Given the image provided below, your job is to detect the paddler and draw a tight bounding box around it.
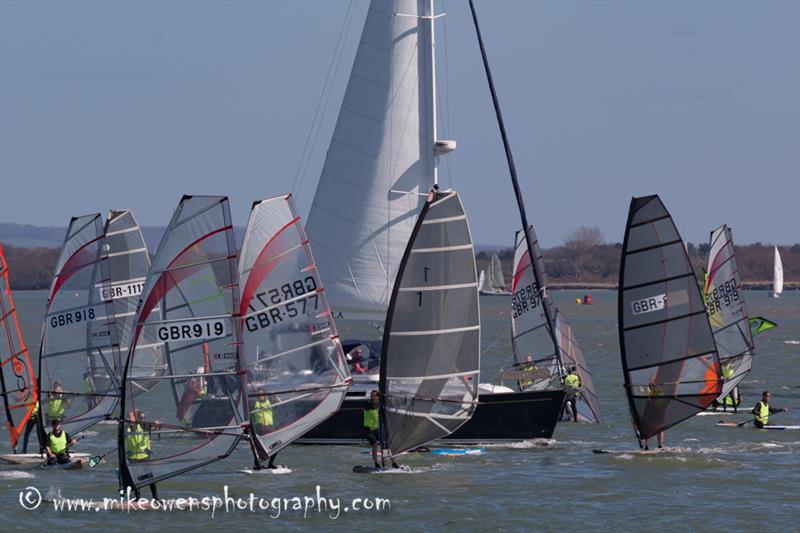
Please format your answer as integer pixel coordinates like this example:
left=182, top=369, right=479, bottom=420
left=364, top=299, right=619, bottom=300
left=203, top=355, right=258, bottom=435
left=564, top=366, right=581, bottom=422
left=44, top=418, right=77, bottom=465
left=752, top=391, right=788, bottom=429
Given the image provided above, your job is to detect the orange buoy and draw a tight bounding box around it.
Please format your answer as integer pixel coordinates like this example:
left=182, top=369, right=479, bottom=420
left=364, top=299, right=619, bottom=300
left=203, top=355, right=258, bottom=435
left=583, top=294, right=593, bottom=305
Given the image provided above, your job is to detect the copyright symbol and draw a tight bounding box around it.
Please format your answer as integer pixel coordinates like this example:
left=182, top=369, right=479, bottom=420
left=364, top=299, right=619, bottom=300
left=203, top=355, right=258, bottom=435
left=19, top=486, right=42, bottom=510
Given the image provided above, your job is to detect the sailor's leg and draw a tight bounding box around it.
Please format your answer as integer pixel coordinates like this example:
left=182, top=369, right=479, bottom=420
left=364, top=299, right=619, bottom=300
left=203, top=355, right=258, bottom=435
left=149, top=483, right=159, bottom=500
left=267, top=453, right=277, bottom=469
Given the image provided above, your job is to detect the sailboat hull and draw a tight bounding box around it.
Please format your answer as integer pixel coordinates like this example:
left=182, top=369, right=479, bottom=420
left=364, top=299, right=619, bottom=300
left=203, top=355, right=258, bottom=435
left=298, top=387, right=565, bottom=444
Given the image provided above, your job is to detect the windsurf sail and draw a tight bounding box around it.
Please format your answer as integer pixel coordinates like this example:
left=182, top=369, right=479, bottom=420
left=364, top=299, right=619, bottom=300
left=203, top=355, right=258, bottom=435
left=553, top=310, right=601, bottom=423
left=489, top=253, right=505, bottom=289
left=772, top=246, right=783, bottom=298
left=38, top=214, right=121, bottom=435
left=704, top=225, right=753, bottom=402
left=305, top=0, right=436, bottom=323
left=239, top=194, right=351, bottom=465
left=119, top=195, right=245, bottom=491
left=0, top=244, right=38, bottom=451
left=511, top=227, right=560, bottom=391
left=618, top=195, right=722, bottom=440
left=749, top=316, right=777, bottom=336
left=380, top=190, right=480, bottom=458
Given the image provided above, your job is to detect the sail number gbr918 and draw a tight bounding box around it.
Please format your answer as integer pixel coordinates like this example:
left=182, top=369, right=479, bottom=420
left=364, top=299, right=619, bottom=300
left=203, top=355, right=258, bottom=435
left=512, top=282, right=541, bottom=318
left=244, top=276, right=319, bottom=333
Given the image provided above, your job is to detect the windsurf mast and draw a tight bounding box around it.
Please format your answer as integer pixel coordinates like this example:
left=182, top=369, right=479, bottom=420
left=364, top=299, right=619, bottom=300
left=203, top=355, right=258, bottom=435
left=467, top=0, right=558, bottom=350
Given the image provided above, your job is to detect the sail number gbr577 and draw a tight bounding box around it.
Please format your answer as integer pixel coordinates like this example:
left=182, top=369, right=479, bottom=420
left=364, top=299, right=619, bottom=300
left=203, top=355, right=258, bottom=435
left=244, top=276, right=319, bottom=333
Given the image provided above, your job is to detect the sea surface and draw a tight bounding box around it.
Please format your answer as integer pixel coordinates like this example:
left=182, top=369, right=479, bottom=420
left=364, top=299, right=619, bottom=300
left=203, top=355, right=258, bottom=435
left=1, top=290, right=798, bottom=532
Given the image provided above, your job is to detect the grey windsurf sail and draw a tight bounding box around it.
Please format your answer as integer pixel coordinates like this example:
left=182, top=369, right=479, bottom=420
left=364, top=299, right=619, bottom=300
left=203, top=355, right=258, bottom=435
left=618, top=195, right=722, bottom=441
left=554, top=310, right=601, bottom=423
left=380, top=190, right=480, bottom=458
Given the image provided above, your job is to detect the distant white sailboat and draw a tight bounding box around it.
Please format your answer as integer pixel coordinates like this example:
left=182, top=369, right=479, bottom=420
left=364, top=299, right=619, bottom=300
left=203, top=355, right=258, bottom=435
left=772, top=246, right=783, bottom=298
left=479, top=252, right=511, bottom=296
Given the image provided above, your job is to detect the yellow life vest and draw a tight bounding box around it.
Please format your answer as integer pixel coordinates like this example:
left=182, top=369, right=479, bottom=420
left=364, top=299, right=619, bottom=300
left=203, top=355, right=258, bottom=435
left=47, top=397, right=65, bottom=420
left=519, top=364, right=535, bottom=388
left=722, top=364, right=734, bottom=380
left=565, top=373, right=581, bottom=389
left=755, top=400, right=770, bottom=425
left=48, top=431, right=67, bottom=455
left=252, top=399, right=273, bottom=427
left=363, top=407, right=379, bottom=430
left=126, top=423, right=150, bottom=460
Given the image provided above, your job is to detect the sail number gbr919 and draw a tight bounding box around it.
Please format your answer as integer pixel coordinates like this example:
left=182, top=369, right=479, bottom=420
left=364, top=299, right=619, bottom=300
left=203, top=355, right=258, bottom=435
left=244, top=276, right=319, bottom=333
left=512, top=282, right=541, bottom=318
left=157, top=319, right=227, bottom=341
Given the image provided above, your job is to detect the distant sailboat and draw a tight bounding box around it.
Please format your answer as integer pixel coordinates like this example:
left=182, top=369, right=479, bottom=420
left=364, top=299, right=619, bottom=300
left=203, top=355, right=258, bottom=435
left=618, top=195, right=722, bottom=444
left=479, top=253, right=511, bottom=296
left=772, top=246, right=783, bottom=298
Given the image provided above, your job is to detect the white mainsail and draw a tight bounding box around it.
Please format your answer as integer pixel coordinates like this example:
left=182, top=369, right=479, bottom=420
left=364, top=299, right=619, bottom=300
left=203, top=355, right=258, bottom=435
left=305, top=0, right=436, bottom=322
left=489, top=253, right=505, bottom=289
left=772, top=246, right=783, bottom=298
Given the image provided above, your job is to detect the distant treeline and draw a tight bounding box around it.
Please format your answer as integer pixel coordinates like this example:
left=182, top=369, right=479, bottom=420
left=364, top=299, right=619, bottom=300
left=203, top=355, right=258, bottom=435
left=478, top=237, right=798, bottom=289
left=3, top=237, right=797, bottom=291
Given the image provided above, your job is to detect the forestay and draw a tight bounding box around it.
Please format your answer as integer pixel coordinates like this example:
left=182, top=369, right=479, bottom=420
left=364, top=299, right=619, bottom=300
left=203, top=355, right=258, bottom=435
left=704, top=225, right=753, bottom=401
left=0, top=244, right=38, bottom=451
left=511, top=227, right=560, bottom=391
left=618, top=195, right=721, bottom=440
left=381, top=190, right=480, bottom=457
left=305, top=0, right=436, bottom=322
left=119, top=196, right=245, bottom=490
left=239, top=194, right=350, bottom=464
left=554, top=310, right=601, bottom=423
left=39, top=214, right=121, bottom=435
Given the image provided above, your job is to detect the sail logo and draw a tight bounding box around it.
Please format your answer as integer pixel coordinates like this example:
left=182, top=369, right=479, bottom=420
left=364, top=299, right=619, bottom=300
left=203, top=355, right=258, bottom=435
left=99, top=279, right=145, bottom=301
left=157, top=319, right=228, bottom=342
left=631, top=294, right=666, bottom=315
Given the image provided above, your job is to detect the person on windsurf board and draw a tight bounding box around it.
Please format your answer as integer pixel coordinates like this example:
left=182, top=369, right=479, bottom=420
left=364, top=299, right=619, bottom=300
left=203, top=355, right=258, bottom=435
left=44, top=419, right=78, bottom=465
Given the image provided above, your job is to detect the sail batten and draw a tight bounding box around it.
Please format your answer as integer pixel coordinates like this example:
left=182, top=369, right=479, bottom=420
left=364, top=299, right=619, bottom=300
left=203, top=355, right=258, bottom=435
left=618, top=195, right=722, bottom=441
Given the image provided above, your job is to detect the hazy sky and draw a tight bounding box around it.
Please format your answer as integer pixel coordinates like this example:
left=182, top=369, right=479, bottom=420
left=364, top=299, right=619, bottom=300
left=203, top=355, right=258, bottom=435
left=1, top=0, right=798, bottom=247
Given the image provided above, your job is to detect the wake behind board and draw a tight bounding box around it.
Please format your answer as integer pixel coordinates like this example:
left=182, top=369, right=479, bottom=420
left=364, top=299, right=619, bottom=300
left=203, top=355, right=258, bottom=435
left=0, top=453, right=91, bottom=465
left=238, top=466, right=292, bottom=475
left=593, top=448, right=674, bottom=456
left=430, top=448, right=484, bottom=456
left=353, top=465, right=413, bottom=474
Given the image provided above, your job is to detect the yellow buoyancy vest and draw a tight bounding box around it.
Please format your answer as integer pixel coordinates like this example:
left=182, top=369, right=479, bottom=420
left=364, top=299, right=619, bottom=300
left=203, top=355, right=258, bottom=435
left=755, top=401, right=770, bottom=425
left=48, top=431, right=67, bottom=455
left=363, top=407, right=379, bottom=430
left=252, top=399, right=273, bottom=427
left=126, top=423, right=150, bottom=460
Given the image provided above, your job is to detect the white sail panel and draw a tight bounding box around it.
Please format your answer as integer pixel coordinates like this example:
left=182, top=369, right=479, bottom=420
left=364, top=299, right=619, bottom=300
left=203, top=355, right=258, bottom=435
left=39, top=214, right=121, bottom=435
left=306, top=0, right=435, bottom=321
left=705, top=225, right=753, bottom=402
left=489, top=253, right=505, bottom=288
left=239, top=194, right=351, bottom=464
left=120, top=196, right=245, bottom=491
left=511, top=227, right=559, bottom=390
left=381, top=190, right=480, bottom=457
left=773, top=246, right=783, bottom=298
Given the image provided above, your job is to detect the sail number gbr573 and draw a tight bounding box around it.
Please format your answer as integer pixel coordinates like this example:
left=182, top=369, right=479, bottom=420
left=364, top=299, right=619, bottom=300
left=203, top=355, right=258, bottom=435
left=244, top=276, right=319, bottom=333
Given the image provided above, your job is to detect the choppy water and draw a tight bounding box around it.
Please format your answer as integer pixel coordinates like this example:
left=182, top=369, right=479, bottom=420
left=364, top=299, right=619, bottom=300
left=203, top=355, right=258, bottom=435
left=2, top=290, right=798, bottom=531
